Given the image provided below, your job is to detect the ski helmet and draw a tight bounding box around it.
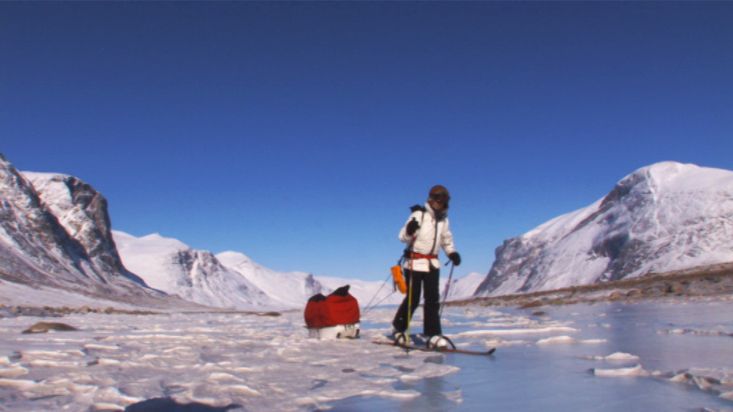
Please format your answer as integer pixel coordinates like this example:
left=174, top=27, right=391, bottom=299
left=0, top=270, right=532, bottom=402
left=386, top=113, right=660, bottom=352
left=428, top=185, right=450, bottom=210
left=429, top=185, right=450, bottom=200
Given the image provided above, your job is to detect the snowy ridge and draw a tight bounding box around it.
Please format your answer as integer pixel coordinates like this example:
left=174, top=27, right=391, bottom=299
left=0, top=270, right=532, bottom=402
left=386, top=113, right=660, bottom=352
left=220, top=252, right=481, bottom=307
left=113, top=231, right=273, bottom=310
left=117, top=233, right=437, bottom=310
left=0, top=155, right=163, bottom=304
left=444, top=272, right=484, bottom=300
left=2, top=151, right=512, bottom=310
left=216, top=251, right=329, bottom=308
left=23, top=172, right=146, bottom=286
left=476, top=161, right=733, bottom=296
left=115, top=233, right=476, bottom=310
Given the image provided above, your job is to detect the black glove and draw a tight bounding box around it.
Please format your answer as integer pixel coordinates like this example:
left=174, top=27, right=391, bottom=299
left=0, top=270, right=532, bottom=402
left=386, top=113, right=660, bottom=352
left=449, top=252, right=461, bottom=266
left=406, top=219, right=420, bottom=236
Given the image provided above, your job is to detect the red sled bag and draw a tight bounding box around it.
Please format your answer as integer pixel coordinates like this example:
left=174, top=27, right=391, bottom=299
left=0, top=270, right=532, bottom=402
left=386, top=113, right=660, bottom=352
left=304, top=285, right=360, bottom=328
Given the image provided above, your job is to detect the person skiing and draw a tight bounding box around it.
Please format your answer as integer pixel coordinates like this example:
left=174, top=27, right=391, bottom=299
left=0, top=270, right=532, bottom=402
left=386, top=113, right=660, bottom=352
left=392, top=184, right=461, bottom=349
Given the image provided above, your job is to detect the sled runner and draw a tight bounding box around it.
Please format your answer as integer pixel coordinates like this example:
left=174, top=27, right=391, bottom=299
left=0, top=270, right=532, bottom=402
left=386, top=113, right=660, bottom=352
left=304, top=285, right=360, bottom=339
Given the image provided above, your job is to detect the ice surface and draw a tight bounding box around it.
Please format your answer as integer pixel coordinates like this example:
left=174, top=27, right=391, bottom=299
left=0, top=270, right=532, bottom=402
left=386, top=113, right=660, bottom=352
left=456, top=325, right=578, bottom=336
left=0, top=309, right=461, bottom=410
left=0, top=299, right=731, bottom=411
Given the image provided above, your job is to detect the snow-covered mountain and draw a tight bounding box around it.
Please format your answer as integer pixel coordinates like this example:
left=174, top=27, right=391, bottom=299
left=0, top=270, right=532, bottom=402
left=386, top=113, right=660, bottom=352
left=23, top=172, right=148, bottom=287
left=216, top=250, right=327, bottom=308
left=0, top=155, right=164, bottom=304
left=475, top=161, right=733, bottom=296
left=0, top=152, right=484, bottom=310
left=113, top=231, right=276, bottom=309
left=216, top=251, right=476, bottom=308
left=114, top=232, right=409, bottom=309
left=114, top=230, right=479, bottom=309
left=445, top=272, right=485, bottom=300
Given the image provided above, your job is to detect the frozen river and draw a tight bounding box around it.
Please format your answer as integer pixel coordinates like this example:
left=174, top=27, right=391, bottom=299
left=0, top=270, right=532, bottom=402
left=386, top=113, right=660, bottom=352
left=1, top=297, right=732, bottom=411
left=339, top=298, right=733, bottom=411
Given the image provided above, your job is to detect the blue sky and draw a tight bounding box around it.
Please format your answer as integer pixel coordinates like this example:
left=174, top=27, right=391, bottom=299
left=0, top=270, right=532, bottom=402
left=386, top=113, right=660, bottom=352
left=2, top=2, right=732, bottom=281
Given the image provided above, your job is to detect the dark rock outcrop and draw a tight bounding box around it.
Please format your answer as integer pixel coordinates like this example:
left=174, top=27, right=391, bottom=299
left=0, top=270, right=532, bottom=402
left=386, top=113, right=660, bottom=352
left=0, top=154, right=160, bottom=301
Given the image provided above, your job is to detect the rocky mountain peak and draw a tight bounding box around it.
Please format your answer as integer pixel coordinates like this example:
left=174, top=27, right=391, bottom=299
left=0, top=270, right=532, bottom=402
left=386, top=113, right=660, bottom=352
left=24, top=173, right=124, bottom=272
left=23, top=172, right=145, bottom=286
left=1, top=156, right=90, bottom=287
left=476, top=161, right=733, bottom=297
left=0, top=154, right=156, bottom=300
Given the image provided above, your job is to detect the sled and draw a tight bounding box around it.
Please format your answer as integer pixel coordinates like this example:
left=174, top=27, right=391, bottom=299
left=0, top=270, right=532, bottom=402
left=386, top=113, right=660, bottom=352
left=304, top=285, right=360, bottom=340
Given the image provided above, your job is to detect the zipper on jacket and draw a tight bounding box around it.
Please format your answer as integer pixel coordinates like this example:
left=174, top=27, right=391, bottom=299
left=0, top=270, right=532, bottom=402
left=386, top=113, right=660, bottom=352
left=430, top=218, right=439, bottom=255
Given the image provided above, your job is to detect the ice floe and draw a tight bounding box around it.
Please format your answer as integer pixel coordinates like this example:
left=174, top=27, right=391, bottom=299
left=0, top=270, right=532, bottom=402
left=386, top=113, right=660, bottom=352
left=667, top=368, right=733, bottom=401
left=583, top=352, right=640, bottom=361
left=537, top=335, right=576, bottom=345
left=659, top=328, right=733, bottom=338
left=593, top=364, right=650, bottom=378
left=0, top=377, right=39, bottom=392
left=0, top=364, right=28, bottom=378
left=579, top=338, right=607, bottom=344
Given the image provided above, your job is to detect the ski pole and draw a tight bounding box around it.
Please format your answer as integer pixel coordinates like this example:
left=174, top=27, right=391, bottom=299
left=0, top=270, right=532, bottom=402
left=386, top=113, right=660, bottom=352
left=403, top=232, right=418, bottom=348
left=439, top=261, right=455, bottom=318
left=405, top=257, right=414, bottom=347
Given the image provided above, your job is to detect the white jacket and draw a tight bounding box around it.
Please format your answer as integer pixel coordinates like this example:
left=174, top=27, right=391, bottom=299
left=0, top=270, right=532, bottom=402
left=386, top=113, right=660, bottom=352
left=399, top=203, right=457, bottom=272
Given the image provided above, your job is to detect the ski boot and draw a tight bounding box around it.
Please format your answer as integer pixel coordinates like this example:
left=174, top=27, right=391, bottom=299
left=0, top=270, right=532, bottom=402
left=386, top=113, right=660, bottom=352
left=427, top=335, right=455, bottom=350
left=392, top=331, right=407, bottom=346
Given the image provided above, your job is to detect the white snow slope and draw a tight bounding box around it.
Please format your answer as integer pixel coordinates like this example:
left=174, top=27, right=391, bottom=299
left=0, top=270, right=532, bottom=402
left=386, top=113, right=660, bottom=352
left=114, top=232, right=394, bottom=310
left=216, top=250, right=330, bottom=308
left=476, top=161, right=733, bottom=296
left=0, top=152, right=480, bottom=311
left=113, top=231, right=274, bottom=310
left=445, top=272, right=485, bottom=300
left=115, top=231, right=475, bottom=310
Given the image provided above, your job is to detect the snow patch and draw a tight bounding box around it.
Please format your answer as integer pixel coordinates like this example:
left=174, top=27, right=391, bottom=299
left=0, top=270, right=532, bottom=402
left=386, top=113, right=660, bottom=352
left=593, top=364, right=649, bottom=378
left=584, top=352, right=640, bottom=361
left=537, top=335, right=576, bottom=345
left=579, top=339, right=608, bottom=344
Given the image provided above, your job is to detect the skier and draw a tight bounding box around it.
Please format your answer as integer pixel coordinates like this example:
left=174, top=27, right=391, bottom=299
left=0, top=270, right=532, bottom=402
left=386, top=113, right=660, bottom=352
left=392, top=184, right=461, bottom=349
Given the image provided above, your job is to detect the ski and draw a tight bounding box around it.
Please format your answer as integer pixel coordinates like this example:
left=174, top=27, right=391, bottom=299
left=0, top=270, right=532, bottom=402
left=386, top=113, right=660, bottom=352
left=372, top=340, right=496, bottom=356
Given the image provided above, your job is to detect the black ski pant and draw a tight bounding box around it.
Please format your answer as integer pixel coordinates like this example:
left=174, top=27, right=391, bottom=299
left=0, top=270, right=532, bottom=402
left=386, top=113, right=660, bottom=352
left=392, top=268, right=442, bottom=337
